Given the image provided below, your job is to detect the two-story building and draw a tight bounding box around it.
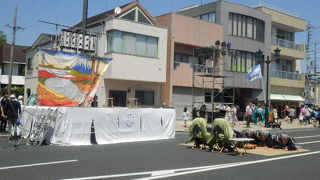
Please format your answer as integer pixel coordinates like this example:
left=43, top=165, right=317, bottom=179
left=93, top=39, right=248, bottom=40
left=24, top=1, right=167, bottom=107
left=254, top=2, right=306, bottom=110
left=0, top=43, right=27, bottom=93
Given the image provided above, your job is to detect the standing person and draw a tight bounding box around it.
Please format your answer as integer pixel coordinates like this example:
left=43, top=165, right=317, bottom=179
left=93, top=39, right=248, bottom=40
left=306, top=106, right=313, bottom=125
left=300, top=105, right=306, bottom=124
left=245, top=103, right=253, bottom=128
left=288, top=106, right=296, bottom=124
left=6, top=95, right=21, bottom=132
left=192, top=106, right=198, bottom=119
left=18, top=95, right=24, bottom=105
left=0, top=93, right=10, bottom=133
left=254, top=105, right=262, bottom=125
left=182, top=107, right=190, bottom=127
left=91, top=95, right=98, bottom=107
left=231, top=105, right=238, bottom=126
left=225, top=105, right=232, bottom=123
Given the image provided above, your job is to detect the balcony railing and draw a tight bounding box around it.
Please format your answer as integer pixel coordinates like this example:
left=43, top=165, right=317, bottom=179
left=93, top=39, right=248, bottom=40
left=272, top=37, right=304, bottom=51
left=271, top=69, right=303, bottom=80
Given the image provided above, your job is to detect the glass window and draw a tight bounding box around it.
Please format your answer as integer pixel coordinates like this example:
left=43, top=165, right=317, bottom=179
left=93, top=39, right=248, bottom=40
left=175, top=53, right=181, bottom=62
left=201, top=14, right=209, bottom=21
left=253, top=19, right=257, bottom=40
left=18, top=64, right=25, bottom=76
left=237, top=15, right=242, bottom=36
left=123, top=33, right=136, bottom=54
left=135, top=90, right=154, bottom=105
left=246, top=53, right=253, bottom=72
left=208, top=13, right=215, bottom=23
left=233, top=14, right=237, bottom=36
left=27, top=58, right=33, bottom=70
left=241, top=52, right=246, bottom=72
left=138, top=10, right=152, bottom=24
left=242, top=16, right=246, bottom=37
left=122, top=10, right=135, bottom=21
left=107, top=30, right=158, bottom=58
left=228, top=14, right=233, bottom=35
left=147, top=36, right=158, bottom=57
left=109, top=31, right=123, bottom=53
left=136, top=35, right=147, bottom=56
left=247, top=17, right=253, bottom=38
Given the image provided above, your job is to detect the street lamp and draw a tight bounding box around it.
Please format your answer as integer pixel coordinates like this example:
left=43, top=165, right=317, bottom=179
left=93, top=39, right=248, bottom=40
left=256, top=48, right=281, bottom=127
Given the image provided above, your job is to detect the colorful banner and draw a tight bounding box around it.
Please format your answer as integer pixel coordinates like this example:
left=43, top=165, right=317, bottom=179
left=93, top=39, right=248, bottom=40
left=37, top=49, right=111, bottom=106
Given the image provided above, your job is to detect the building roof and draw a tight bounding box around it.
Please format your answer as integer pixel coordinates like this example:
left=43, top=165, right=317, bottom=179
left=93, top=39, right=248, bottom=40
left=74, top=1, right=155, bottom=28
left=0, top=43, right=28, bottom=63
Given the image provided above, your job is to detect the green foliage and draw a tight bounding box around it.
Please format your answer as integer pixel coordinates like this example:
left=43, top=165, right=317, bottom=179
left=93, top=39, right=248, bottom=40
left=1, top=86, right=24, bottom=96
left=0, top=30, right=7, bottom=47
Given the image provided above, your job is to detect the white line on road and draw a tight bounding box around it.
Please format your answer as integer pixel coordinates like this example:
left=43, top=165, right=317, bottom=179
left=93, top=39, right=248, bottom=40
left=58, top=162, right=241, bottom=180
left=0, top=160, right=78, bottom=170
left=294, top=135, right=320, bottom=139
left=297, top=140, right=320, bottom=145
left=272, top=128, right=318, bottom=133
left=134, top=151, right=320, bottom=180
left=59, top=151, right=320, bottom=180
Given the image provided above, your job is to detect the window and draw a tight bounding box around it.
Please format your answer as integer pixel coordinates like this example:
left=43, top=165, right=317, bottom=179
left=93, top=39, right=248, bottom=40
left=135, top=90, right=154, bottom=105
left=230, top=51, right=260, bottom=73
left=146, top=36, right=158, bottom=57
left=198, top=12, right=216, bottom=23
left=246, top=17, right=253, bottom=38
left=123, top=33, right=136, bottom=54
left=120, top=8, right=153, bottom=25
left=18, top=64, right=25, bottom=76
left=233, top=14, right=237, bottom=36
left=136, top=35, right=147, bottom=55
left=138, top=10, right=151, bottom=24
left=27, top=57, right=33, bottom=70
left=174, top=53, right=197, bottom=64
left=122, top=10, right=135, bottom=21
left=107, top=30, right=158, bottom=57
left=228, top=13, right=265, bottom=42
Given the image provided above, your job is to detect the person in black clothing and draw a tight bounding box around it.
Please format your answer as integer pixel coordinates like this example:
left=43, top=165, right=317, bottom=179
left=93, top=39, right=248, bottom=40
left=0, top=93, right=10, bottom=132
left=6, top=94, right=21, bottom=126
left=91, top=95, right=98, bottom=107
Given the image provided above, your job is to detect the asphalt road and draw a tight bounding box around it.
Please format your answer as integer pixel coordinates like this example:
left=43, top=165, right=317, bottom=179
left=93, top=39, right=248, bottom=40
left=0, top=127, right=319, bottom=180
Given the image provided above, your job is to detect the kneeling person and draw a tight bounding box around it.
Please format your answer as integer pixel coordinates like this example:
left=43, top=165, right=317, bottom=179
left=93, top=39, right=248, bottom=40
left=208, top=110, right=236, bottom=151
left=187, top=110, right=211, bottom=149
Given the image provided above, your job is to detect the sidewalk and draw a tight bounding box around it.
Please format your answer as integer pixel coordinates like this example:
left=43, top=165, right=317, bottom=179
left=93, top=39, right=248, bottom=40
left=176, top=119, right=317, bottom=132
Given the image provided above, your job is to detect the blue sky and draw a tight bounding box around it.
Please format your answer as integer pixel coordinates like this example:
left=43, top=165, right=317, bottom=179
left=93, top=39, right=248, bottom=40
left=1, top=0, right=319, bottom=47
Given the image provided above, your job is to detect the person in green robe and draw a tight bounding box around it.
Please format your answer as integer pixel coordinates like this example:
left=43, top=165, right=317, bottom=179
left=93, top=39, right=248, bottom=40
left=187, top=110, right=211, bottom=148
left=207, top=110, right=236, bottom=151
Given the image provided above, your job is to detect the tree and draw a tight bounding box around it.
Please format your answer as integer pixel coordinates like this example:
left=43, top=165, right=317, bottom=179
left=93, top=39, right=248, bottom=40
left=0, top=30, right=6, bottom=47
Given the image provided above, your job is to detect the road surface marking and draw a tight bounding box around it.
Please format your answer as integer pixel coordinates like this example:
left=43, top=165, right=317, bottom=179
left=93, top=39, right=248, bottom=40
left=134, top=151, right=320, bottom=180
left=294, top=135, right=320, bottom=139
left=0, top=160, right=78, bottom=170
left=272, top=128, right=317, bottom=133
left=58, top=162, right=240, bottom=180
left=297, top=140, right=320, bottom=145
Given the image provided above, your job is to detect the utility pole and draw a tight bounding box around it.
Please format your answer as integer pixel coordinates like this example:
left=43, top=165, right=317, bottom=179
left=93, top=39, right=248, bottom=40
left=6, top=5, right=24, bottom=95
left=314, top=43, right=317, bottom=76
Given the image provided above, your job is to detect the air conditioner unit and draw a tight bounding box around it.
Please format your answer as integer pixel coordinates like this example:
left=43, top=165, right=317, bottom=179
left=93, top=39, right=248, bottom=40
left=205, top=60, right=214, bottom=74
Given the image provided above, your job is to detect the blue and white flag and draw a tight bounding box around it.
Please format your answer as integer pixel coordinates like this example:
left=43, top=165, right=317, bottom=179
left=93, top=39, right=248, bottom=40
left=246, top=64, right=263, bottom=81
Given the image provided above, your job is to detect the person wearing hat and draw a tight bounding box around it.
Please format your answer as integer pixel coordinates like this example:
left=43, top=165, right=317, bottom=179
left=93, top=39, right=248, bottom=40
left=0, top=93, right=10, bottom=132
left=6, top=94, right=21, bottom=128
left=18, top=95, right=24, bottom=105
